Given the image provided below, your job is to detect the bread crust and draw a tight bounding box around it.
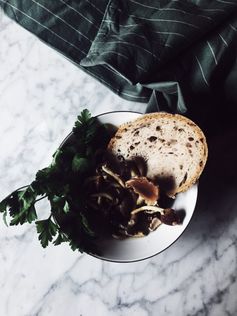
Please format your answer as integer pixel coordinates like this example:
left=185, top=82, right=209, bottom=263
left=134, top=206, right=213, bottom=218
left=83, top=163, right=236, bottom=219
left=108, top=112, right=208, bottom=194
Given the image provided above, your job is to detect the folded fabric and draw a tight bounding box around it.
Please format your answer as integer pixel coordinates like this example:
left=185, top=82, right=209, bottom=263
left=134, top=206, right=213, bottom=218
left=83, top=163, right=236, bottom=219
left=1, top=0, right=237, bottom=132
left=0, top=0, right=151, bottom=102
left=81, top=0, right=234, bottom=84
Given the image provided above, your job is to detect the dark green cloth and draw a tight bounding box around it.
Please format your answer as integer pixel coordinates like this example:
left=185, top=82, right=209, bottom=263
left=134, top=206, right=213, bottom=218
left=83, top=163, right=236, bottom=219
left=1, top=0, right=237, bottom=134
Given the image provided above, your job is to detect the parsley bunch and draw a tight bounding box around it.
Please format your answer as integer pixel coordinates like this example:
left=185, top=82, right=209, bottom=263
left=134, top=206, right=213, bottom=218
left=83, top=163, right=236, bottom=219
left=0, top=109, right=109, bottom=252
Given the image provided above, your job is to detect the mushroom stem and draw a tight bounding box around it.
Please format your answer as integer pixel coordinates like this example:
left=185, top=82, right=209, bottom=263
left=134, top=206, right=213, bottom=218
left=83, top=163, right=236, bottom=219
left=101, top=165, right=125, bottom=188
left=131, top=205, right=164, bottom=215
left=90, top=193, right=114, bottom=201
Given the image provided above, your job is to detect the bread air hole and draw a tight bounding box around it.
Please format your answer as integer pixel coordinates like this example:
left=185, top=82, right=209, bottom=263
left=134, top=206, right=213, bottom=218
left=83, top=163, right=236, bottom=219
left=167, top=139, right=177, bottom=146
left=158, top=138, right=165, bottom=143
left=148, top=136, right=157, bottom=142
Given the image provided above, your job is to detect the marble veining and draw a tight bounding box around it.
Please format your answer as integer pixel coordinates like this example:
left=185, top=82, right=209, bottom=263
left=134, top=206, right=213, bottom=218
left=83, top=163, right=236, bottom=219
left=1, top=12, right=237, bottom=316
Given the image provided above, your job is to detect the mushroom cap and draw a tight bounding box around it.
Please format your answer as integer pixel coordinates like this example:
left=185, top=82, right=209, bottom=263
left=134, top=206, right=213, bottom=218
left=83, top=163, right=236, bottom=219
left=126, top=177, right=159, bottom=205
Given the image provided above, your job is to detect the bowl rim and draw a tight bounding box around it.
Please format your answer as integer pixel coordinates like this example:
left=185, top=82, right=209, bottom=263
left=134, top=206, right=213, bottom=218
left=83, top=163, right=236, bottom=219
left=60, top=110, right=198, bottom=263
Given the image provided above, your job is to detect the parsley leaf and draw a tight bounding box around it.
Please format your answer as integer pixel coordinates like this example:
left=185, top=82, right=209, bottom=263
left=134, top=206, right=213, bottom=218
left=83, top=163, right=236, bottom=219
left=0, top=109, right=107, bottom=253
left=0, top=197, right=10, bottom=226
left=63, top=201, right=70, bottom=214
left=3, top=210, right=8, bottom=227
left=0, top=197, right=8, bottom=213
left=50, top=196, right=70, bottom=214
left=77, top=109, right=91, bottom=124
left=69, top=239, right=80, bottom=252
left=36, top=218, right=58, bottom=248
left=8, top=187, right=38, bottom=225
left=53, top=231, right=68, bottom=246
left=72, top=155, right=90, bottom=173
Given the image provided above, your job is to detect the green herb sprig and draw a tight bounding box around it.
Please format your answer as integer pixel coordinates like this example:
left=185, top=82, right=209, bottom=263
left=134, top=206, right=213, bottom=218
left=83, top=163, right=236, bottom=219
left=0, top=109, right=109, bottom=252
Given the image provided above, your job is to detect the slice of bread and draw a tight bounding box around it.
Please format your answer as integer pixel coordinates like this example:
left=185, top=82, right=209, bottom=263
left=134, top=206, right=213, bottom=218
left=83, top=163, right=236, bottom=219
left=107, top=112, right=208, bottom=195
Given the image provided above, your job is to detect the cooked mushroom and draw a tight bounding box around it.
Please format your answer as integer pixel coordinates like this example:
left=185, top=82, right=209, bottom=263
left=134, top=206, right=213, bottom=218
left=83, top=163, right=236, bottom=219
left=126, top=212, right=157, bottom=237
left=130, top=232, right=146, bottom=238
left=131, top=205, right=163, bottom=215
left=90, top=193, right=114, bottom=201
left=83, top=175, right=104, bottom=191
left=83, top=150, right=182, bottom=239
left=101, top=165, right=125, bottom=187
left=126, top=177, right=159, bottom=205
left=128, top=165, right=139, bottom=178
left=160, top=208, right=181, bottom=226
left=149, top=217, right=162, bottom=231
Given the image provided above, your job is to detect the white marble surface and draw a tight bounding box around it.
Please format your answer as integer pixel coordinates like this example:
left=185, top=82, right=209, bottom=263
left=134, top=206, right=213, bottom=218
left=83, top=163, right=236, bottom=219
left=1, top=12, right=237, bottom=316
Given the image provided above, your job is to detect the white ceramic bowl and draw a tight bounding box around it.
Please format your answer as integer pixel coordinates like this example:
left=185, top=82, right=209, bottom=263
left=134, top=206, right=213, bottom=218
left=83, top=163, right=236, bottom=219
left=62, top=111, right=198, bottom=262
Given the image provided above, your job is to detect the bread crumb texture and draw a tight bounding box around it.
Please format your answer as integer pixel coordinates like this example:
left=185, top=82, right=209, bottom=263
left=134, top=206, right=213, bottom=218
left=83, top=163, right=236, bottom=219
left=108, top=113, right=208, bottom=194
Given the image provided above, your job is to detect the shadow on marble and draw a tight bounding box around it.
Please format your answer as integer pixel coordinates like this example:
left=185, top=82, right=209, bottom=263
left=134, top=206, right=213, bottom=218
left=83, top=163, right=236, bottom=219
left=183, top=124, right=237, bottom=240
